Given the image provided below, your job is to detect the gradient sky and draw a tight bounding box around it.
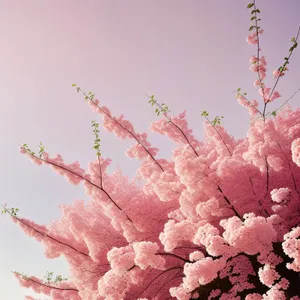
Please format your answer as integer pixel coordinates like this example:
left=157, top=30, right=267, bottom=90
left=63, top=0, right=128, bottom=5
left=0, top=1, right=299, bottom=299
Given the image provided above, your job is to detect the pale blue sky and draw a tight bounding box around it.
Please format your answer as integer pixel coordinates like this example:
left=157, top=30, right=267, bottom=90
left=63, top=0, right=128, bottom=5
left=0, top=1, right=299, bottom=299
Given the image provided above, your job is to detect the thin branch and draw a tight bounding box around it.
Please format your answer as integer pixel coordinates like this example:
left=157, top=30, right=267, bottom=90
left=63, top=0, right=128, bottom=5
left=13, top=272, right=79, bottom=292
left=137, top=266, right=183, bottom=298
left=217, top=186, right=243, bottom=220
left=79, top=88, right=165, bottom=172
left=156, top=252, right=191, bottom=263
left=232, top=90, right=263, bottom=116
left=265, top=156, right=269, bottom=193
left=145, top=93, right=199, bottom=157
left=265, top=87, right=300, bottom=117
left=23, top=151, right=135, bottom=225
left=1, top=207, right=89, bottom=257
left=97, top=155, right=103, bottom=188
left=253, top=0, right=267, bottom=116
left=152, top=269, right=182, bottom=298
left=263, top=26, right=300, bottom=117
left=203, top=116, right=232, bottom=156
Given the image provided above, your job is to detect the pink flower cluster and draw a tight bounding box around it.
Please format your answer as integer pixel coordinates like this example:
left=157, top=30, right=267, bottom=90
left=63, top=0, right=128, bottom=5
left=246, top=26, right=288, bottom=104
left=246, top=29, right=264, bottom=45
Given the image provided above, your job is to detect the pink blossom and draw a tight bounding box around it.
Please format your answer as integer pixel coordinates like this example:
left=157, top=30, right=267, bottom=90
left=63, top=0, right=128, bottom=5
left=270, top=188, right=290, bottom=203
left=291, top=138, right=300, bottom=166
left=273, top=67, right=288, bottom=78
left=262, top=287, right=286, bottom=300
left=246, top=30, right=264, bottom=45
left=282, top=227, right=300, bottom=271
left=258, top=265, right=280, bottom=287
left=133, top=241, right=165, bottom=270
left=169, top=284, right=191, bottom=300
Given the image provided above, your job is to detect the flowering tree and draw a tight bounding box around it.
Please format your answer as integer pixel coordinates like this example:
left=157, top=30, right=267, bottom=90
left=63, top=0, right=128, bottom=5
left=2, top=1, right=300, bottom=299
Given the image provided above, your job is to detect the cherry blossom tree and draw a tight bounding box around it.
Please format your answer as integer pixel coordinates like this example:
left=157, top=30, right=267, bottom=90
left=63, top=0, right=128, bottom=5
left=2, top=1, right=300, bottom=299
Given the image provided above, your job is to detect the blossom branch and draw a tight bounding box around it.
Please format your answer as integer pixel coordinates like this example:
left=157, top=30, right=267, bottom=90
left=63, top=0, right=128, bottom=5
left=146, top=93, right=199, bottom=157
left=75, top=86, right=165, bottom=172
left=263, top=26, right=300, bottom=116
left=2, top=207, right=89, bottom=257
left=266, top=87, right=300, bottom=117
left=201, top=111, right=232, bottom=156
left=13, top=272, right=79, bottom=292
left=21, top=148, right=135, bottom=225
left=233, top=90, right=263, bottom=116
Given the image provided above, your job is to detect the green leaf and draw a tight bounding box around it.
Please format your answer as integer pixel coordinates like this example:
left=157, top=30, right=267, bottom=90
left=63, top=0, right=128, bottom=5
left=251, top=9, right=256, bottom=14
left=247, top=3, right=254, bottom=9
left=271, top=111, right=276, bottom=117
left=237, top=88, right=241, bottom=92
left=250, top=16, right=256, bottom=21
left=72, top=83, right=77, bottom=87
left=256, top=9, right=260, bottom=13
left=249, top=25, right=255, bottom=31
left=284, top=57, right=289, bottom=60
left=291, top=37, right=296, bottom=42
left=294, top=42, right=298, bottom=48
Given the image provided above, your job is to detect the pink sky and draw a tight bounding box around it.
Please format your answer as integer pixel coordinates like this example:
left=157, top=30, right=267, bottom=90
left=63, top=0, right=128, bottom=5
left=0, top=1, right=299, bottom=298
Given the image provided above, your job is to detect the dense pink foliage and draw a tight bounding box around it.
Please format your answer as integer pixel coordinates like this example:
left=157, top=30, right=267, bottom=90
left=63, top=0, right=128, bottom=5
left=10, top=3, right=300, bottom=300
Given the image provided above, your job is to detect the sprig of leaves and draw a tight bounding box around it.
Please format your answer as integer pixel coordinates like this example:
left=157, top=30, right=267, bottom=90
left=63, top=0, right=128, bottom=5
left=289, top=36, right=298, bottom=52
left=200, top=111, right=224, bottom=127
left=148, top=95, right=170, bottom=116
left=22, top=142, right=46, bottom=158
left=236, top=88, right=247, bottom=96
left=22, top=144, right=35, bottom=156
left=13, top=271, right=30, bottom=281
left=38, top=142, right=45, bottom=158
left=91, top=120, right=101, bottom=157
left=212, top=116, right=224, bottom=126
left=247, top=2, right=261, bottom=32
left=1, top=205, right=19, bottom=217
left=72, top=84, right=95, bottom=101
left=44, top=271, right=68, bottom=284
left=276, top=34, right=299, bottom=75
